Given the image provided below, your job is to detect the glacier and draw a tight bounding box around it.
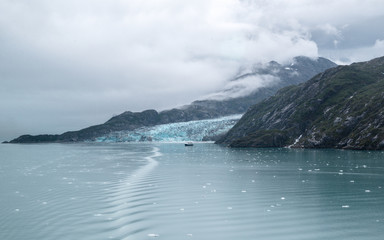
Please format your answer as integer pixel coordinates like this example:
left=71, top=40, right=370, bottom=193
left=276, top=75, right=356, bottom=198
left=95, top=114, right=242, bottom=142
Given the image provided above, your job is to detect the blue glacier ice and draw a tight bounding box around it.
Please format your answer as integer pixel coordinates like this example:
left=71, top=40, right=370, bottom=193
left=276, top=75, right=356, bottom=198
left=95, top=114, right=242, bottom=142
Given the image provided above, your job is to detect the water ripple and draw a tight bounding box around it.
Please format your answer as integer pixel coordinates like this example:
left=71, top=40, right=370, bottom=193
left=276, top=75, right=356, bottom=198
left=99, top=146, right=161, bottom=239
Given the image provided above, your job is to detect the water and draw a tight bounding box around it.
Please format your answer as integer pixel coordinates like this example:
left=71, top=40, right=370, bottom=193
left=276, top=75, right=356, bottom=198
left=1, top=143, right=384, bottom=240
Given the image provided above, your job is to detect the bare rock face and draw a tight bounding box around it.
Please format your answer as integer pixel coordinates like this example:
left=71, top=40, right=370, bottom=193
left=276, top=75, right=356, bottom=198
left=217, top=56, right=384, bottom=150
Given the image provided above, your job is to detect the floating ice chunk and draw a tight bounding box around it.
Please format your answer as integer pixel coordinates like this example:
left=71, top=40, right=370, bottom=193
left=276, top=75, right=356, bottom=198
left=180, top=208, right=185, bottom=211
left=241, top=190, right=247, bottom=193
left=227, top=207, right=233, bottom=210
left=15, top=209, right=20, bottom=212
left=148, top=233, right=159, bottom=237
left=281, top=197, right=285, bottom=200
left=350, top=180, right=355, bottom=183
left=342, top=205, right=350, bottom=208
left=365, top=190, right=371, bottom=193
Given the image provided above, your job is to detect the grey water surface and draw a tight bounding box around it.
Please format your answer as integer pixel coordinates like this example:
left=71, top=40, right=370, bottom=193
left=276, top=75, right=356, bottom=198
left=1, top=143, right=383, bottom=240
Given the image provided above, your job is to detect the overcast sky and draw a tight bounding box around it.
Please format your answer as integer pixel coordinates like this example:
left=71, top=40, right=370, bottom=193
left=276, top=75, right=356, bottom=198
left=1, top=0, right=384, bottom=141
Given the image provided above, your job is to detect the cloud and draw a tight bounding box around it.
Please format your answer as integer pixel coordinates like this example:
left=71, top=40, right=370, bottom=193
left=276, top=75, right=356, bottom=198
left=204, top=74, right=280, bottom=100
left=321, top=39, right=384, bottom=64
left=0, top=0, right=383, bottom=140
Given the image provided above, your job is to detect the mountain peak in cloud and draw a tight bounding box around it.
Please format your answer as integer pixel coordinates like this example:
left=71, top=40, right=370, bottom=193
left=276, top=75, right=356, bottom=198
left=204, top=56, right=335, bottom=100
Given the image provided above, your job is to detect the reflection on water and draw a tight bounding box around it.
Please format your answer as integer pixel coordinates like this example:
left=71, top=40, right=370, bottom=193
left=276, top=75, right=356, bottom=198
left=0, top=143, right=383, bottom=240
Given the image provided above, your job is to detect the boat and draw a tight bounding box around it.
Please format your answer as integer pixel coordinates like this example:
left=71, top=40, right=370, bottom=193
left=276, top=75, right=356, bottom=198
left=184, top=142, right=194, bottom=146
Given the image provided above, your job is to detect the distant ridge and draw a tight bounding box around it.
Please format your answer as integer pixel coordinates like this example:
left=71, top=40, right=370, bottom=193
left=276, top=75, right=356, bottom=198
left=6, top=56, right=336, bottom=143
left=217, top=56, right=384, bottom=150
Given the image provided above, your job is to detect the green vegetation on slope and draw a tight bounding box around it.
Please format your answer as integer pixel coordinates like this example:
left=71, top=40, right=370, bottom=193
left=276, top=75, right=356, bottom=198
left=217, top=56, right=384, bottom=150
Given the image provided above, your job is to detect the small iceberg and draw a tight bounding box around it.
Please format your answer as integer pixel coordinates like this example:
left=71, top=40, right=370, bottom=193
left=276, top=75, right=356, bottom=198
left=148, top=233, right=159, bottom=237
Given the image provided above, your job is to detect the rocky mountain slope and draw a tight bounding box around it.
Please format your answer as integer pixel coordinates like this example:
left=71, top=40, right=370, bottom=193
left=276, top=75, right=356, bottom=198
left=7, top=56, right=336, bottom=143
left=217, top=56, right=384, bottom=150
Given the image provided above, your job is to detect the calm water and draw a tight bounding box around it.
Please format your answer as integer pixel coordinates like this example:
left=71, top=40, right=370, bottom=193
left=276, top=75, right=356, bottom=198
left=1, top=143, right=383, bottom=240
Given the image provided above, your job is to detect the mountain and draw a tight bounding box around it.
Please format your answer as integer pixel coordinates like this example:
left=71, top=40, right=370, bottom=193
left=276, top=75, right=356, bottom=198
left=188, top=56, right=337, bottom=115
left=216, top=56, right=384, bottom=150
left=7, top=56, right=336, bottom=143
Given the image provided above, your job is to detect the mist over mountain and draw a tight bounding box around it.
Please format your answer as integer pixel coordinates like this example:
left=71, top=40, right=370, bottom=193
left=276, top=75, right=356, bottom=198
left=188, top=56, right=336, bottom=115
left=6, top=56, right=336, bottom=143
left=217, top=56, right=384, bottom=150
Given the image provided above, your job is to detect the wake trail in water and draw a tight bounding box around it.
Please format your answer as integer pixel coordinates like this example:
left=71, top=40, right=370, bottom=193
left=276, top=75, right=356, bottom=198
left=101, top=146, right=162, bottom=240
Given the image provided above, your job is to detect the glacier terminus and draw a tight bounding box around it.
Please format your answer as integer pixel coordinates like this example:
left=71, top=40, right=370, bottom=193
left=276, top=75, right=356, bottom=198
left=95, top=114, right=242, bottom=142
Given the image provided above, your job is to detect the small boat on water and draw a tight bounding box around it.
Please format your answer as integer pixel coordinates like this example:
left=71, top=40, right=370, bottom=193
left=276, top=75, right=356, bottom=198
left=184, top=142, right=194, bottom=146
